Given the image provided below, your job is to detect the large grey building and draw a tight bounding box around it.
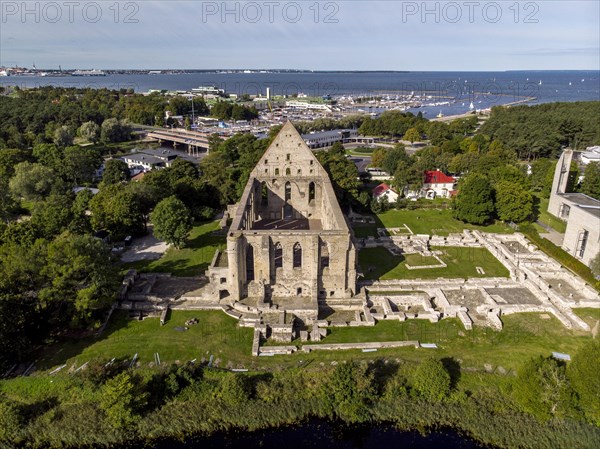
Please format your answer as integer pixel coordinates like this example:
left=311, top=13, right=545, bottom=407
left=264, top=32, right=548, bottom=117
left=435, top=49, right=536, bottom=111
left=548, top=149, right=600, bottom=267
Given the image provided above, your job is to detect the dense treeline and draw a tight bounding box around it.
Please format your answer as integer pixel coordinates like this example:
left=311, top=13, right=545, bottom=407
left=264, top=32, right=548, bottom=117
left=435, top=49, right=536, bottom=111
left=479, top=102, right=600, bottom=159
left=1, top=345, right=599, bottom=449
left=210, top=101, right=259, bottom=121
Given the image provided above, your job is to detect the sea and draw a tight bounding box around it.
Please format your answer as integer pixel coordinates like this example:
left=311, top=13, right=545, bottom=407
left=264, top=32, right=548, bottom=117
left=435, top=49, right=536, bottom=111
left=2, top=70, right=599, bottom=117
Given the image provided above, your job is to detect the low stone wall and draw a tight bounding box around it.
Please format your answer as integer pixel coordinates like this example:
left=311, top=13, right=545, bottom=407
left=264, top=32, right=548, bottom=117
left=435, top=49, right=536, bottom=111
left=301, top=340, right=419, bottom=353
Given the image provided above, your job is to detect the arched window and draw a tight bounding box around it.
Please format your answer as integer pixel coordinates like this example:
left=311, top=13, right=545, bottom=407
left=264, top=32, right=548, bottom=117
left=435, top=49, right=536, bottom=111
left=285, top=181, right=291, bottom=201
left=261, top=181, right=268, bottom=205
left=320, top=240, right=329, bottom=268
left=246, top=245, right=255, bottom=281
left=285, top=167, right=291, bottom=176
left=293, top=242, right=302, bottom=268
left=274, top=242, right=283, bottom=268
left=275, top=168, right=280, bottom=176
left=309, top=182, right=315, bottom=202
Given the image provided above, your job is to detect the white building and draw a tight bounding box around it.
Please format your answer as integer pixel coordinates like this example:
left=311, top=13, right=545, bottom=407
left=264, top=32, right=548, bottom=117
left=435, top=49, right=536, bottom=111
left=421, top=170, right=457, bottom=199
left=301, top=129, right=358, bottom=149
left=372, top=183, right=400, bottom=203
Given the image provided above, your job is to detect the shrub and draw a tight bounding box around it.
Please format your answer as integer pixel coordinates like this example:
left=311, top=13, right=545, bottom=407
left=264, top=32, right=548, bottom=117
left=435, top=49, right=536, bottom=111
left=411, top=358, right=451, bottom=401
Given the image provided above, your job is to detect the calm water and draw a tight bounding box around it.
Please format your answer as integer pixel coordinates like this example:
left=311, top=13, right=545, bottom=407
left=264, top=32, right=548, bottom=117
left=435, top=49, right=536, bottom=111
left=3, top=70, right=599, bottom=116
left=127, top=421, right=488, bottom=449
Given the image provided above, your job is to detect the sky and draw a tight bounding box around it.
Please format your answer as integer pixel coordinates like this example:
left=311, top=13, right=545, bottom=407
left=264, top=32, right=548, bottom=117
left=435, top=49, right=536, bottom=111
left=1, top=1, right=599, bottom=70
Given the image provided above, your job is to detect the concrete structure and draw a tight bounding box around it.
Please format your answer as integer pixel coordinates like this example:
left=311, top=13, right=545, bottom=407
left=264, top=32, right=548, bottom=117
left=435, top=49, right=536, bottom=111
left=206, top=122, right=358, bottom=321
left=548, top=149, right=600, bottom=266
left=301, top=129, right=358, bottom=149
left=580, top=146, right=600, bottom=165
left=372, top=183, right=399, bottom=203
left=286, top=100, right=332, bottom=113
left=122, top=148, right=200, bottom=172
left=421, top=170, right=457, bottom=199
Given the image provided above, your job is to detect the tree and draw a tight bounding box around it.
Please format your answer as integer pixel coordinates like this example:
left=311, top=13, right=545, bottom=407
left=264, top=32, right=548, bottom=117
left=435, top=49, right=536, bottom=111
left=8, top=162, right=61, bottom=201
left=151, top=196, right=193, bottom=249
left=53, top=125, right=73, bottom=149
left=100, top=372, right=146, bottom=428
left=101, top=118, right=131, bottom=143
left=580, top=162, right=600, bottom=200
left=32, top=143, right=63, bottom=172
left=452, top=174, right=494, bottom=225
left=102, top=159, right=130, bottom=186
left=63, top=146, right=102, bottom=185
left=530, top=158, right=554, bottom=194
left=323, top=361, right=376, bottom=423
left=513, top=356, right=575, bottom=421
left=78, top=121, right=101, bottom=143
left=370, top=147, right=387, bottom=169
left=411, top=358, right=451, bottom=401
left=403, top=127, right=421, bottom=144
left=40, top=232, right=119, bottom=326
left=494, top=181, right=533, bottom=223
left=30, top=194, right=74, bottom=239
left=568, top=340, right=600, bottom=425
left=90, top=184, right=144, bottom=240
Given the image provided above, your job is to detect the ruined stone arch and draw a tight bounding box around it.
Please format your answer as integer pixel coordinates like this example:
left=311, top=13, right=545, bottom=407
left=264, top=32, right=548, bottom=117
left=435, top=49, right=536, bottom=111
left=274, top=242, right=283, bottom=268
left=293, top=242, right=302, bottom=268
left=246, top=244, right=255, bottom=281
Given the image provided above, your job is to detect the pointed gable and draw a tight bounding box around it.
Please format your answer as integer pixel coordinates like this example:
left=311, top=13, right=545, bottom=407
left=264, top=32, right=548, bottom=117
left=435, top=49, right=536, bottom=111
left=252, top=121, right=327, bottom=180
left=424, top=170, right=455, bottom=184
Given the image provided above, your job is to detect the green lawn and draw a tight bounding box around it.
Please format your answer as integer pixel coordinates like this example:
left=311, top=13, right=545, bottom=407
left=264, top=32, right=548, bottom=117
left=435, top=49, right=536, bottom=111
left=404, top=253, right=441, bottom=267
left=535, top=195, right=567, bottom=233
left=352, top=208, right=513, bottom=238
left=359, top=246, right=510, bottom=280
left=34, top=308, right=594, bottom=375
left=122, top=221, right=226, bottom=277
left=319, top=312, right=590, bottom=370
left=37, top=310, right=253, bottom=370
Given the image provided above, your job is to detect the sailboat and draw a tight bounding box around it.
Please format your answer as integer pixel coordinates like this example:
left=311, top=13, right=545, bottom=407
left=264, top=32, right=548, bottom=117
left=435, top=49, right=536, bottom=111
left=469, top=101, right=474, bottom=110
left=538, top=80, right=542, bottom=85
left=436, top=110, right=444, bottom=118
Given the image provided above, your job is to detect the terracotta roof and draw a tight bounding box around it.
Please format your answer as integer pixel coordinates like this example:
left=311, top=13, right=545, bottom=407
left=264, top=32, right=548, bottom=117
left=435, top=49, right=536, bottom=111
left=372, top=183, right=399, bottom=198
left=424, top=170, right=455, bottom=184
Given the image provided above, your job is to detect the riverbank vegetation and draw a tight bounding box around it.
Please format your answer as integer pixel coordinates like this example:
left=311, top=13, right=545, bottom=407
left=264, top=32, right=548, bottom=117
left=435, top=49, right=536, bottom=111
left=2, top=341, right=599, bottom=449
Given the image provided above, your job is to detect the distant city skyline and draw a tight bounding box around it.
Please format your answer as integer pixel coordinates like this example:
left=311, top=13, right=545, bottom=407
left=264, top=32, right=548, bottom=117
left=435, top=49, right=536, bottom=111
left=1, top=1, right=599, bottom=71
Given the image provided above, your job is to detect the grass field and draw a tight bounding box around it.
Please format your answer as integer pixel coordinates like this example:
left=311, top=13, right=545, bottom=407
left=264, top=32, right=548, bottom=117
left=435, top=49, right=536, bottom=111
left=122, top=221, right=225, bottom=276
left=33, top=309, right=596, bottom=375
left=535, top=195, right=567, bottom=233
left=352, top=208, right=514, bottom=238
left=359, top=246, right=510, bottom=280
left=37, top=310, right=253, bottom=370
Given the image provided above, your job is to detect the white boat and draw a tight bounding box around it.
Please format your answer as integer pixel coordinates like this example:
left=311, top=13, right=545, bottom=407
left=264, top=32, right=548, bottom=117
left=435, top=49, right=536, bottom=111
left=436, top=111, right=444, bottom=118
left=539, top=80, right=542, bottom=85
left=469, top=101, right=474, bottom=110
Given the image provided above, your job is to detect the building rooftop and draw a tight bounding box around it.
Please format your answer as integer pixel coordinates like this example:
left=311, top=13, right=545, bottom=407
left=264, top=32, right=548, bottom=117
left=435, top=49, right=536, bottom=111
left=372, top=183, right=395, bottom=197
left=122, top=154, right=164, bottom=165
left=424, top=170, right=456, bottom=184
left=560, top=193, right=600, bottom=208
left=301, top=129, right=355, bottom=140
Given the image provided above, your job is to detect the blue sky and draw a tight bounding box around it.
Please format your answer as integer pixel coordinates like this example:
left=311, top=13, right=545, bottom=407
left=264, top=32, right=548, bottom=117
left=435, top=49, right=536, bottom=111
left=1, top=1, right=598, bottom=70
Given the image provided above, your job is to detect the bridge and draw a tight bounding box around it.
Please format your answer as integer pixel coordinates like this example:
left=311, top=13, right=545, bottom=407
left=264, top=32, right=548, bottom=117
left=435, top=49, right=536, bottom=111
left=146, top=129, right=228, bottom=156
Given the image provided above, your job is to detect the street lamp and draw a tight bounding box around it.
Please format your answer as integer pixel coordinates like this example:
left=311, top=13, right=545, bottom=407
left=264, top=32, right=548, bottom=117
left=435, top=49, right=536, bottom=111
left=189, top=97, right=195, bottom=130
